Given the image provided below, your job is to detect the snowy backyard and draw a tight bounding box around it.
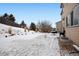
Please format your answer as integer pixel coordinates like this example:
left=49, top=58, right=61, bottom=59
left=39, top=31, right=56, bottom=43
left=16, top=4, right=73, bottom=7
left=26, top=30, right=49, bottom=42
left=0, top=24, right=60, bottom=56
left=1, top=23, right=79, bottom=56
left=0, top=3, right=79, bottom=56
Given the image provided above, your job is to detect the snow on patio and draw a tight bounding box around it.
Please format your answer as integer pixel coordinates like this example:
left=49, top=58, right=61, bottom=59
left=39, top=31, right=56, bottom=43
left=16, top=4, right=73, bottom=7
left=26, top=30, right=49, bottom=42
left=0, top=33, right=60, bottom=56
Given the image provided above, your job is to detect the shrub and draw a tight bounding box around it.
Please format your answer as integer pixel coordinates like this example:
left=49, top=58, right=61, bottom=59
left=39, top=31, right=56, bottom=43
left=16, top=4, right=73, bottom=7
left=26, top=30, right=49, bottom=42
left=24, top=27, right=27, bottom=32
left=8, top=27, right=12, bottom=34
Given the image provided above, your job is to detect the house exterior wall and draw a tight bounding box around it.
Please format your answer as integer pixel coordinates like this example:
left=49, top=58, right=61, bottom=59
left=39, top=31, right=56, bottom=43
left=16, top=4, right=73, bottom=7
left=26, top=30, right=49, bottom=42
left=61, top=3, right=76, bottom=28
left=65, top=27, right=79, bottom=45
left=61, top=3, right=76, bottom=18
left=56, top=21, right=62, bottom=32
left=61, top=3, right=79, bottom=45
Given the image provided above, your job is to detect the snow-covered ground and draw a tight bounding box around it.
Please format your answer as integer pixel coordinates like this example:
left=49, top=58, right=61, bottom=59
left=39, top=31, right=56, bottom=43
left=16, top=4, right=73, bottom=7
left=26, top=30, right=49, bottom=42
left=0, top=24, right=60, bottom=56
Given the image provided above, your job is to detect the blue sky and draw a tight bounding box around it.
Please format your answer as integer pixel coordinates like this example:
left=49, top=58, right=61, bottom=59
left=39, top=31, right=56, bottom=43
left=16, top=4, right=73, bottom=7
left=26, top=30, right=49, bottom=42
left=0, top=3, right=61, bottom=27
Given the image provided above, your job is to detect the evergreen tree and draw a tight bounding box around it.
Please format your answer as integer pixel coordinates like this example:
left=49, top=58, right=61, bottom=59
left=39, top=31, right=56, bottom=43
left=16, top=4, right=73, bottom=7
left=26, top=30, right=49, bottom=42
left=30, top=22, right=36, bottom=31
left=0, top=13, right=21, bottom=28
left=0, top=16, right=3, bottom=23
left=3, top=13, right=8, bottom=17
left=20, top=20, right=26, bottom=28
left=9, top=14, right=15, bottom=22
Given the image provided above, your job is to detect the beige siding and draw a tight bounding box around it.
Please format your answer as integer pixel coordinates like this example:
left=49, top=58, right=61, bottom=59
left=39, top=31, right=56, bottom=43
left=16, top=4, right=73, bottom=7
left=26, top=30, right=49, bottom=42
left=61, top=3, right=76, bottom=18
left=61, top=3, right=79, bottom=45
left=56, top=21, right=62, bottom=32
left=66, top=27, right=79, bottom=45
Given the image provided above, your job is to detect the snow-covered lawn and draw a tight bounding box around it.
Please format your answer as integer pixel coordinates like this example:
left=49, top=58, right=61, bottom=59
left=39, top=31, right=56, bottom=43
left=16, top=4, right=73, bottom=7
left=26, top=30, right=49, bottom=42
left=0, top=24, right=60, bottom=56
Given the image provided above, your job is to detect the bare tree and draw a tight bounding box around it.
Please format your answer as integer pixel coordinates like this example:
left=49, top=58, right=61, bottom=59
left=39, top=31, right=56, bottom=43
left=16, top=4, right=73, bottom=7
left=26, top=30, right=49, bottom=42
left=37, top=20, right=52, bottom=32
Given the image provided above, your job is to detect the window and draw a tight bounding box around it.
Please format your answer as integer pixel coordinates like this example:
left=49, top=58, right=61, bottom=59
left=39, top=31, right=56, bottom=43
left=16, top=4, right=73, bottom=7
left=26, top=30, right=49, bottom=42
left=66, top=17, right=68, bottom=26
left=65, top=4, right=79, bottom=27
left=68, top=15, right=71, bottom=26
left=71, top=11, right=73, bottom=26
left=73, top=6, right=79, bottom=25
left=65, top=12, right=73, bottom=27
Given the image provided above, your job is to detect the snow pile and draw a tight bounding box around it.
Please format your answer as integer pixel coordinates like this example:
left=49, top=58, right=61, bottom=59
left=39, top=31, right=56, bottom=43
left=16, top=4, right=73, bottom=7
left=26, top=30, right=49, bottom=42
left=0, top=23, right=27, bottom=35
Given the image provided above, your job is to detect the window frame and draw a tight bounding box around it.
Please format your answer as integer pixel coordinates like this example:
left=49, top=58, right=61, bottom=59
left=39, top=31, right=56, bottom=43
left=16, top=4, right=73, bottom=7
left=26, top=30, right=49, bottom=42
left=65, top=4, right=79, bottom=27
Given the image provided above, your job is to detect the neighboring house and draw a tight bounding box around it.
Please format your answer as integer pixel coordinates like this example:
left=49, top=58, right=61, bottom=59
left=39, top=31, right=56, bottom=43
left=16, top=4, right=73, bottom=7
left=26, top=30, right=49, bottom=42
left=56, top=21, right=62, bottom=32
left=60, top=3, right=79, bottom=45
